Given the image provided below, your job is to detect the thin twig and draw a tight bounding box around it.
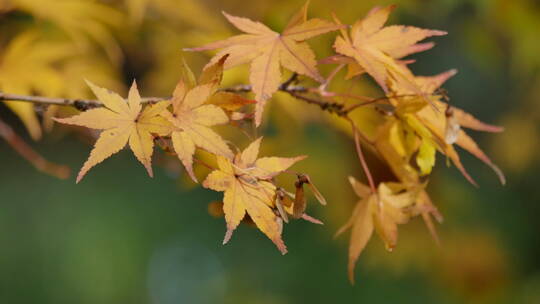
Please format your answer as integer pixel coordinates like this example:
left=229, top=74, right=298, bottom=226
left=221, top=73, right=304, bottom=94
left=221, top=84, right=307, bottom=94
left=0, top=117, right=70, bottom=179
left=0, top=79, right=378, bottom=145
left=286, top=91, right=347, bottom=116
left=280, top=73, right=300, bottom=89
left=318, top=64, right=344, bottom=93
left=0, top=75, right=382, bottom=190
left=344, top=93, right=433, bottom=113
left=0, top=92, right=166, bottom=111
left=314, top=90, right=373, bottom=102
left=1, top=79, right=434, bottom=116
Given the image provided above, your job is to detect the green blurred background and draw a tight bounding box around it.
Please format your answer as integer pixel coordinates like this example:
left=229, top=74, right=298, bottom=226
left=0, top=0, right=539, bottom=303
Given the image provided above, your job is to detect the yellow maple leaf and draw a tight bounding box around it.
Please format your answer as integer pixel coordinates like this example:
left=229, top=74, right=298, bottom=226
left=333, top=5, right=446, bottom=94
left=203, top=137, right=306, bottom=254
left=160, top=57, right=234, bottom=182
left=389, top=67, right=506, bottom=185
left=0, top=30, right=74, bottom=140
left=336, top=177, right=421, bottom=284
left=55, top=81, right=171, bottom=183
left=186, top=2, right=342, bottom=125
left=13, top=0, right=123, bottom=62
left=374, top=118, right=420, bottom=185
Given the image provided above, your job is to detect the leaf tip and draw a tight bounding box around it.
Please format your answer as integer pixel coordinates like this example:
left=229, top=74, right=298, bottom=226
left=433, top=30, right=448, bottom=36
left=218, top=53, right=230, bottom=63
left=492, top=164, right=506, bottom=186
left=347, top=262, right=357, bottom=285
left=185, top=165, right=199, bottom=183
left=221, top=10, right=233, bottom=20
left=301, top=213, right=324, bottom=225
left=296, top=154, right=308, bottom=161
left=223, top=229, right=233, bottom=245
left=145, top=164, right=154, bottom=178
left=75, top=173, right=84, bottom=184
left=277, top=242, right=288, bottom=255
left=84, top=78, right=97, bottom=90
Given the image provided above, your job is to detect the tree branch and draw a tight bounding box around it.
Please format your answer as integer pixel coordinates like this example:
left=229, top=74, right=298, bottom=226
left=0, top=79, right=344, bottom=114
left=0, top=74, right=381, bottom=185
left=0, top=77, right=378, bottom=146
left=286, top=91, right=347, bottom=116
left=0, top=75, right=410, bottom=119
left=0, top=117, right=70, bottom=179
left=0, top=92, right=167, bottom=111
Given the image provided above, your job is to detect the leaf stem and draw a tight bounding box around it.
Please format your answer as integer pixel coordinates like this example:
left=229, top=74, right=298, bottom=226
left=348, top=118, right=376, bottom=193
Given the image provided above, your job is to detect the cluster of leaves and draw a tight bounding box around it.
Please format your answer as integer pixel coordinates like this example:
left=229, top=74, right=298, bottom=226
left=0, top=2, right=505, bottom=283
left=55, top=57, right=326, bottom=255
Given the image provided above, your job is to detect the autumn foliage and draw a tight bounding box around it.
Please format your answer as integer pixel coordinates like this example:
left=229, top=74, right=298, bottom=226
left=0, top=2, right=505, bottom=283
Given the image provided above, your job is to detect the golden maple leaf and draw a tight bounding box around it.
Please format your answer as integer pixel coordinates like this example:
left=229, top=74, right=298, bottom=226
left=336, top=177, right=422, bottom=284
left=333, top=5, right=446, bottom=94
left=186, top=2, right=342, bottom=125
left=13, top=0, right=124, bottom=61
left=159, top=56, right=234, bottom=182
left=387, top=67, right=505, bottom=185
left=203, top=137, right=306, bottom=254
left=0, top=30, right=74, bottom=140
left=55, top=81, right=172, bottom=183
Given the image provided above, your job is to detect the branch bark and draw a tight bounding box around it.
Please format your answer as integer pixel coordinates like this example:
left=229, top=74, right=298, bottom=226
left=0, top=76, right=348, bottom=115
left=0, top=92, right=166, bottom=111
left=0, top=74, right=383, bottom=187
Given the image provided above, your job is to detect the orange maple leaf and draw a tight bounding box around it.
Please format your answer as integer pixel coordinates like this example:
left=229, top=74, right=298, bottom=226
left=203, top=137, right=306, bottom=254
left=186, top=2, right=342, bottom=125
left=333, top=5, right=446, bottom=94
left=55, top=81, right=172, bottom=183
left=160, top=56, right=234, bottom=182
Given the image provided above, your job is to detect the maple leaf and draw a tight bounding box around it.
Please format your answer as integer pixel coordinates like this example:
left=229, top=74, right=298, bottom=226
left=202, top=137, right=306, bottom=254
left=375, top=116, right=420, bottom=183
left=336, top=177, right=421, bottom=284
left=373, top=113, right=446, bottom=245
left=13, top=0, right=124, bottom=61
left=160, top=56, right=234, bottom=182
left=333, top=5, right=446, bottom=94
left=186, top=2, right=342, bottom=125
left=388, top=67, right=506, bottom=185
left=0, top=30, right=74, bottom=140
left=55, top=81, right=172, bottom=183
